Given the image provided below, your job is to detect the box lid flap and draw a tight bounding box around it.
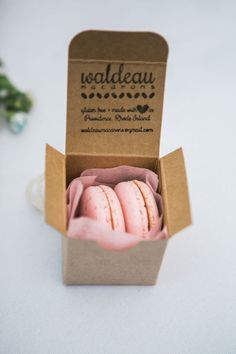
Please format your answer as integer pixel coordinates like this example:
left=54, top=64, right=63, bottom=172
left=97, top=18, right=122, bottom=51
left=160, top=148, right=191, bottom=236
left=45, top=144, right=67, bottom=234
left=66, top=30, right=168, bottom=157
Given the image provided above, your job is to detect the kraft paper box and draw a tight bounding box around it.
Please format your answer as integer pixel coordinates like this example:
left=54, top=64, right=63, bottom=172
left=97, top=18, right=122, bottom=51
left=45, top=30, right=191, bottom=285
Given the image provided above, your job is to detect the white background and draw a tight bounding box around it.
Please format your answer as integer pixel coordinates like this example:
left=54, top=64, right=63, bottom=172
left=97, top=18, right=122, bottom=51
left=1, top=0, right=236, bottom=353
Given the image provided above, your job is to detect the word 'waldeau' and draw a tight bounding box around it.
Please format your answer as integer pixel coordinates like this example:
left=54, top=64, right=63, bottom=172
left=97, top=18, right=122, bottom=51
left=81, top=64, right=156, bottom=85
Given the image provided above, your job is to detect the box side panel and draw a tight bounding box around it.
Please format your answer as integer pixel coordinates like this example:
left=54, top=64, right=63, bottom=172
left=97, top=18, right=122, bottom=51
left=45, top=144, right=67, bottom=234
left=160, top=148, right=191, bottom=236
left=66, top=154, right=158, bottom=185
left=63, top=153, right=166, bottom=285
left=62, top=236, right=168, bottom=285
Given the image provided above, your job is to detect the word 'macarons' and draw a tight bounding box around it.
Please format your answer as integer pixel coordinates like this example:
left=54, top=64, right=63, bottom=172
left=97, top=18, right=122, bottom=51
left=81, top=64, right=156, bottom=89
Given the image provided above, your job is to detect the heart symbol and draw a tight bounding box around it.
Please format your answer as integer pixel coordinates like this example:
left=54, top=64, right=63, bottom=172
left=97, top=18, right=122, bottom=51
left=137, top=104, right=149, bottom=113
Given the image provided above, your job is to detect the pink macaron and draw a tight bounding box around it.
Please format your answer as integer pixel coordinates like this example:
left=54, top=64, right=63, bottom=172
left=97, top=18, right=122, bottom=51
left=79, top=184, right=125, bottom=232
left=114, top=180, right=159, bottom=238
left=79, top=180, right=159, bottom=238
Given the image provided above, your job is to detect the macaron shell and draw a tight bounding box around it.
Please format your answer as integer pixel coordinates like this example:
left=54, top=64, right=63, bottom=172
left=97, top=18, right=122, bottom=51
left=79, top=186, right=112, bottom=229
left=99, top=185, right=125, bottom=232
left=133, top=180, right=159, bottom=229
left=114, top=181, right=148, bottom=237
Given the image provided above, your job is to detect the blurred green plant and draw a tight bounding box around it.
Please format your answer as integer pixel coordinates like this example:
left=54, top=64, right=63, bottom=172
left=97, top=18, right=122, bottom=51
left=0, top=59, right=33, bottom=133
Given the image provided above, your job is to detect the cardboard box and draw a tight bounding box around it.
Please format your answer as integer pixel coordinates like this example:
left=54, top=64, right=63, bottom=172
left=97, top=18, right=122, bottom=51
left=45, top=30, right=191, bottom=285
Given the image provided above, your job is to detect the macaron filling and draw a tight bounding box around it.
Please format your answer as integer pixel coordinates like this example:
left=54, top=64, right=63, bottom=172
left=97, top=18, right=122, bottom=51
left=99, top=185, right=114, bottom=228
left=133, top=180, right=159, bottom=231
left=133, top=180, right=151, bottom=230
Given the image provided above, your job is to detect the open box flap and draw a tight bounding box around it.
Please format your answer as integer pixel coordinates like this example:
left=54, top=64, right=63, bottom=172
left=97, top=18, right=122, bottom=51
left=66, top=30, right=168, bottom=157
left=160, top=148, right=191, bottom=236
left=45, top=144, right=67, bottom=234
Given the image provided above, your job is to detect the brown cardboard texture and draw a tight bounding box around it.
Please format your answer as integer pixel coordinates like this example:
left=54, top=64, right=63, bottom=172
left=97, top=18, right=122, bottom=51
left=66, top=30, right=168, bottom=157
left=45, top=30, right=191, bottom=285
left=45, top=144, right=66, bottom=234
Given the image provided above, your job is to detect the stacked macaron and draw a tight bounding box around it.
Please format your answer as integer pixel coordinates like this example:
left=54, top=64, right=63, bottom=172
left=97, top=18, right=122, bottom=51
left=79, top=180, right=159, bottom=238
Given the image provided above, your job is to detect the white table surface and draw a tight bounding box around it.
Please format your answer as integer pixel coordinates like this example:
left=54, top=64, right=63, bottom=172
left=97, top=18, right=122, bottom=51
left=1, top=1, right=236, bottom=353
